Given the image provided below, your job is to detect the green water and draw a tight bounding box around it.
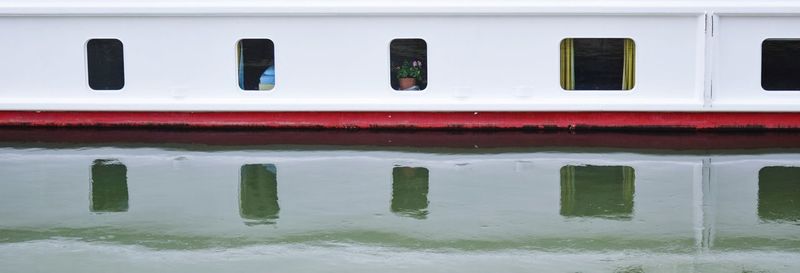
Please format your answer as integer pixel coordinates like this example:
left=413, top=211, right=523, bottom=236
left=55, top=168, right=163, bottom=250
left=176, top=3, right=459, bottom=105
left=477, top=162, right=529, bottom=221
left=1, top=133, right=799, bottom=272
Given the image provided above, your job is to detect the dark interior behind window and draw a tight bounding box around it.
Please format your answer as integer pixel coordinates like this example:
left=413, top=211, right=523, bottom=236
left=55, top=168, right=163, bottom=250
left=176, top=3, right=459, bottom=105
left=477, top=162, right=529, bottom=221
left=762, top=39, right=800, bottom=91
left=238, top=39, right=275, bottom=91
left=390, top=39, right=427, bottom=91
left=573, top=39, right=625, bottom=90
left=87, top=39, right=125, bottom=90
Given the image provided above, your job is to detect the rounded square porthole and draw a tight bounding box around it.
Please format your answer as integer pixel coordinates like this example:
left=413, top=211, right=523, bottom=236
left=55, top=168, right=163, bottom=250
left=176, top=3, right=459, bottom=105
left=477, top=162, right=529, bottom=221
left=86, top=39, right=125, bottom=90
left=762, top=39, right=800, bottom=91
left=560, top=38, right=635, bottom=91
left=237, top=39, right=275, bottom=91
left=390, top=39, right=427, bottom=91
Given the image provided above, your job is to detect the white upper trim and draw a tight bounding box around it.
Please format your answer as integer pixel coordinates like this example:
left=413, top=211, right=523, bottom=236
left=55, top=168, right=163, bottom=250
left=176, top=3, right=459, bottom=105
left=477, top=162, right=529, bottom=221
left=2, top=0, right=800, bottom=16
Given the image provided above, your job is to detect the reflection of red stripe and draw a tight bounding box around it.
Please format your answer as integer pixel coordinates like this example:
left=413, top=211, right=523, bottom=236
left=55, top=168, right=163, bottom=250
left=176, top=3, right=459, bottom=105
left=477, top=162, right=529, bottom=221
left=2, top=128, right=800, bottom=151
left=2, top=111, right=800, bottom=130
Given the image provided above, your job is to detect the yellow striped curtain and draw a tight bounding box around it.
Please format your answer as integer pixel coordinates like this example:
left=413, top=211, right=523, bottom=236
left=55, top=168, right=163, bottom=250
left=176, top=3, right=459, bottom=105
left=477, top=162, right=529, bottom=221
left=560, top=38, right=575, bottom=90
left=621, top=39, right=636, bottom=90
left=237, top=42, right=244, bottom=90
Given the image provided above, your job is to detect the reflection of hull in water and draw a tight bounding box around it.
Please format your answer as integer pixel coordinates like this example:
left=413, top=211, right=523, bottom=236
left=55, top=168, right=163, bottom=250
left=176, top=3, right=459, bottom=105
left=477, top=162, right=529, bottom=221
left=1, top=147, right=798, bottom=252
left=6, top=129, right=800, bottom=151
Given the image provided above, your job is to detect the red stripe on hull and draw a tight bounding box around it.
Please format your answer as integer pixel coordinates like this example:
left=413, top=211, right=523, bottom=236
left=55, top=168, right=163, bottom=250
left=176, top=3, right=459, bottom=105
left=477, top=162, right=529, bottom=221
left=1, top=111, right=800, bottom=130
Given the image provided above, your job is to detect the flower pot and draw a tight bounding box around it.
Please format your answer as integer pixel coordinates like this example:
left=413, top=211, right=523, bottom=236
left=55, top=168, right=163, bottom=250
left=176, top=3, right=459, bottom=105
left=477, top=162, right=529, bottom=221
left=398, top=77, right=417, bottom=90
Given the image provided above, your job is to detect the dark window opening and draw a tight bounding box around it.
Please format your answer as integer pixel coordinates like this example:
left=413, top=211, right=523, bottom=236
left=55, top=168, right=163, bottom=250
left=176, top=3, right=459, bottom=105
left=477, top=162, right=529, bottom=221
left=390, top=39, right=427, bottom=91
left=762, top=39, right=800, bottom=91
left=90, top=159, right=128, bottom=212
left=238, top=39, right=275, bottom=91
left=391, top=166, right=429, bottom=219
left=560, top=165, right=635, bottom=220
left=561, top=38, right=635, bottom=90
left=87, top=39, right=125, bottom=90
left=758, top=167, right=800, bottom=222
left=240, top=164, right=279, bottom=225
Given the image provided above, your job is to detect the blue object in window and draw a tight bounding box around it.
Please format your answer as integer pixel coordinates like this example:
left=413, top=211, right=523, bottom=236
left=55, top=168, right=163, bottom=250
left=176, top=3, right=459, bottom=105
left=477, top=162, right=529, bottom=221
left=238, top=44, right=245, bottom=90
left=259, top=65, right=275, bottom=90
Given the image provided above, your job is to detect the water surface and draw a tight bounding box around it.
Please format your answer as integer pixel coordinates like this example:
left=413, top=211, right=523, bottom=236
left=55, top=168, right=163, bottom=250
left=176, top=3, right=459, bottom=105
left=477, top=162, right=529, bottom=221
left=1, top=130, right=799, bottom=272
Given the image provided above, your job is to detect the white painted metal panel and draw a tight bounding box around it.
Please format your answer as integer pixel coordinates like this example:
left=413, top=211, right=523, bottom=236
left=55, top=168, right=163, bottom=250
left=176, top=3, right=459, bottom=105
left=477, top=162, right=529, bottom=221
left=714, top=15, right=800, bottom=111
left=0, top=0, right=799, bottom=16
left=0, top=15, right=704, bottom=111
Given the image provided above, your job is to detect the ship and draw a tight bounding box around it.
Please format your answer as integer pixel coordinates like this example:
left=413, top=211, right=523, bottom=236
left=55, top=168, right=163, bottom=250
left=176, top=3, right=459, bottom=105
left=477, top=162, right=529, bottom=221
left=2, top=0, right=800, bottom=130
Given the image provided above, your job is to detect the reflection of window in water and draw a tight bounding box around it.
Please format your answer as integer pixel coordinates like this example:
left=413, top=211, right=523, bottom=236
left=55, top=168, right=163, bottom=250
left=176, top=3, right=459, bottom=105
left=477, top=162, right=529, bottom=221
left=758, top=167, right=800, bottom=222
left=86, top=39, right=125, bottom=90
left=391, top=167, right=429, bottom=219
left=90, top=159, right=128, bottom=212
left=390, top=39, right=427, bottom=91
left=560, top=165, right=635, bottom=220
left=237, top=39, right=275, bottom=91
left=762, top=39, right=800, bottom=90
left=240, top=164, right=279, bottom=225
left=560, top=38, right=635, bottom=90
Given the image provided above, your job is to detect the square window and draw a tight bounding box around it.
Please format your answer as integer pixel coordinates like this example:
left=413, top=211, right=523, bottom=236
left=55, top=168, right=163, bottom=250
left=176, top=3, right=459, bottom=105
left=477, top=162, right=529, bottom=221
left=390, top=39, right=427, bottom=91
left=560, top=165, right=635, bottom=219
left=762, top=39, right=800, bottom=91
left=560, top=38, right=635, bottom=90
left=758, top=167, right=800, bottom=222
left=86, top=39, right=125, bottom=90
left=237, top=39, right=275, bottom=91
left=90, top=159, right=128, bottom=212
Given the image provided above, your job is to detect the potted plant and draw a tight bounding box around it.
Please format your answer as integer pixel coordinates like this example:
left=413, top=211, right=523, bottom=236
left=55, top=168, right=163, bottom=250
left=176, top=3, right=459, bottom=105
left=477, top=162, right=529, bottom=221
left=395, top=60, right=423, bottom=91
